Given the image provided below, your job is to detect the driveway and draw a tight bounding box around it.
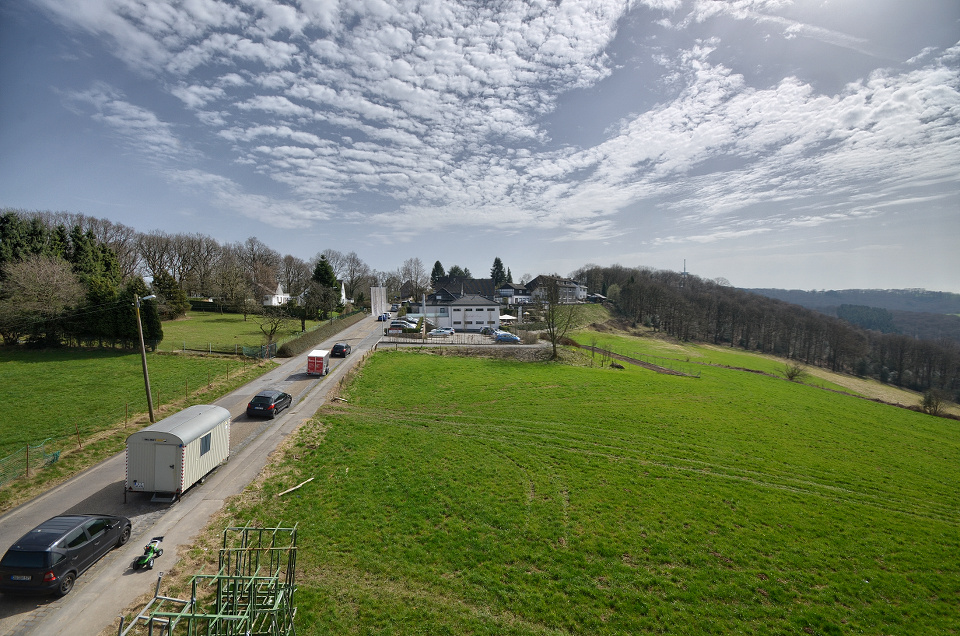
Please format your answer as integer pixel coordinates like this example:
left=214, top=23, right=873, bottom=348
left=0, top=316, right=384, bottom=636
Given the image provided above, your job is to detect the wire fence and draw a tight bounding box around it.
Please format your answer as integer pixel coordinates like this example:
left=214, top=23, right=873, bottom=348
left=0, top=439, right=61, bottom=488
left=0, top=356, right=263, bottom=488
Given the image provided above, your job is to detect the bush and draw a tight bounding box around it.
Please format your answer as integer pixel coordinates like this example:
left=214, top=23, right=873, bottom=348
left=780, top=362, right=808, bottom=382
left=276, top=311, right=366, bottom=357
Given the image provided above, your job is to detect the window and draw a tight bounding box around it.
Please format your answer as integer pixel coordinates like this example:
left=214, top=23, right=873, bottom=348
left=454, top=308, right=461, bottom=312
left=439, top=307, right=448, bottom=315
left=64, top=527, right=87, bottom=549
left=84, top=518, right=108, bottom=539
left=200, top=433, right=212, bottom=456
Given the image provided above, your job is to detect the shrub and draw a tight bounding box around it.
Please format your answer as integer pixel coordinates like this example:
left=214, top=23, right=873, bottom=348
left=276, top=311, right=366, bottom=357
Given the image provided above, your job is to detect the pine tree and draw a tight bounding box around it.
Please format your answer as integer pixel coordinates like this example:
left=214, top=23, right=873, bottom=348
left=431, top=260, right=445, bottom=287
left=490, top=257, right=506, bottom=288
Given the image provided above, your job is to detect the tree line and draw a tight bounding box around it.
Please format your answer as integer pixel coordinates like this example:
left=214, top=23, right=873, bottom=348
left=3, top=208, right=957, bottom=400
left=572, top=263, right=960, bottom=399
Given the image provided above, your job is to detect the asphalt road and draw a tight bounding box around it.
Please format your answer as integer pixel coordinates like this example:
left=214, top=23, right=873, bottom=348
left=0, top=316, right=385, bottom=636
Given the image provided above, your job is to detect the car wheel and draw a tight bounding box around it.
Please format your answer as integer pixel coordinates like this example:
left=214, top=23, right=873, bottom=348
left=57, top=572, right=76, bottom=597
left=147, top=558, right=154, bottom=570
left=117, top=524, right=132, bottom=546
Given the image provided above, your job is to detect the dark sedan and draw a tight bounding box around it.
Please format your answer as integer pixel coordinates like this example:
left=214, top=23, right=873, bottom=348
left=0, top=514, right=131, bottom=596
left=246, top=389, right=292, bottom=419
left=331, top=342, right=352, bottom=357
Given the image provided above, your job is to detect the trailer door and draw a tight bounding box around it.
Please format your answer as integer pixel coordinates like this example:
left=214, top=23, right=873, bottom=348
left=155, top=444, right=179, bottom=492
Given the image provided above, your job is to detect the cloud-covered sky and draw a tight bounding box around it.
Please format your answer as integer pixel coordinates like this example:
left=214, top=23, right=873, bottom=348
left=2, top=0, right=958, bottom=290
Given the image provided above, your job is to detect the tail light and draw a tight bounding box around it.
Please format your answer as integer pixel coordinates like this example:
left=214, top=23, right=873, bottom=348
left=268, top=404, right=275, bottom=410
left=43, top=571, right=56, bottom=582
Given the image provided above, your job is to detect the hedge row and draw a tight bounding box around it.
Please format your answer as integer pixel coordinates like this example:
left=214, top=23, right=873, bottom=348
left=276, top=311, right=367, bottom=357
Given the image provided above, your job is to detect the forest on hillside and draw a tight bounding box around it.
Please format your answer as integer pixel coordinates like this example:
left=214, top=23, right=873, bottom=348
left=572, top=264, right=960, bottom=400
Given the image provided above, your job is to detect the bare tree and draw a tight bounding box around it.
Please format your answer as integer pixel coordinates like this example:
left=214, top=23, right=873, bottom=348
left=538, top=276, right=577, bottom=360
left=401, top=257, right=428, bottom=300
left=237, top=237, right=280, bottom=300
left=182, top=233, right=222, bottom=296
left=279, top=254, right=311, bottom=301
left=0, top=255, right=84, bottom=344
left=254, top=305, right=291, bottom=346
left=319, top=249, right=347, bottom=280
left=342, top=251, right=370, bottom=301
left=214, top=244, right=252, bottom=315
left=137, top=230, right=174, bottom=280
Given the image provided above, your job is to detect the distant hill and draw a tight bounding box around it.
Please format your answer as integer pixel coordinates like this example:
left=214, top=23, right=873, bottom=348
left=744, top=289, right=960, bottom=315
left=746, top=288, right=960, bottom=343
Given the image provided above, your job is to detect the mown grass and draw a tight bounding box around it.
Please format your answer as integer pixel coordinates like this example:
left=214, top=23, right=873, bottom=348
left=159, top=310, right=325, bottom=351
left=208, top=349, right=960, bottom=635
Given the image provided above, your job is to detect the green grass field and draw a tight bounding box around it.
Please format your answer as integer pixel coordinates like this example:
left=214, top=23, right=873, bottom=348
left=0, top=347, right=274, bottom=511
left=203, top=349, right=960, bottom=635
left=159, top=310, right=324, bottom=352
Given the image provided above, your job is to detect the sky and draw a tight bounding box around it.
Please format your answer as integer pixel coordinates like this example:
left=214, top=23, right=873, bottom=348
left=1, top=0, right=958, bottom=292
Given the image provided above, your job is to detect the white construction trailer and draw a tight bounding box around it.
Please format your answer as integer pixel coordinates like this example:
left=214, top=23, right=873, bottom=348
left=125, top=404, right=231, bottom=502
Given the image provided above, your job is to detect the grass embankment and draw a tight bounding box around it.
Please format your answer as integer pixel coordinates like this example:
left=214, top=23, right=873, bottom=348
left=179, top=349, right=959, bottom=635
left=0, top=348, right=274, bottom=513
left=570, top=327, right=960, bottom=415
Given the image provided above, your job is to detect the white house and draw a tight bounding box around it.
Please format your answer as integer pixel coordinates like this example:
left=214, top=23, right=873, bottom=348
left=263, top=283, right=291, bottom=306
left=421, top=294, right=501, bottom=332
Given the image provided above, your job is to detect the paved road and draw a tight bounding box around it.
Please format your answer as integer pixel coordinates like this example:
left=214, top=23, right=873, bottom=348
left=0, top=316, right=384, bottom=636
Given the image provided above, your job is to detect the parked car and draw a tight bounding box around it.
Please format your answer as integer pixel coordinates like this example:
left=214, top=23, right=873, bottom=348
left=428, top=327, right=455, bottom=337
left=331, top=342, right=352, bottom=357
left=389, top=320, right=418, bottom=330
left=0, top=514, right=132, bottom=596
left=495, top=332, right=521, bottom=343
left=390, top=304, right=400, bottom=311
left=246, top=389, right=292, bottom=419
left=479, top=326, right=497, bottom=335
left=376, top=312, right=390, bottom=321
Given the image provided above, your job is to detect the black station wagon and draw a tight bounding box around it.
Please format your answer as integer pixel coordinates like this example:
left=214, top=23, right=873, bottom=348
left=246, top=389, right=292, bottom=419
left=0, top=514, right=131, bottom=596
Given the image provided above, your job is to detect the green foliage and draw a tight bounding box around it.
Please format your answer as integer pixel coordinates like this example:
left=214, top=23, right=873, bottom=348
left=447, top=264, right=470, bottom=278
left=430, top=260, right=445, bottom=287
left=490, top=256, right=506, bottom=288
left=151, top=269, right=191, bottom=318
left=225, top=352, right=960, bottom=634
left=312, top=255, right=338, bottom=287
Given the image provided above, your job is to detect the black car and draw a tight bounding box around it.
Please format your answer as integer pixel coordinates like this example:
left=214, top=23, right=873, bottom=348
left=331, top=342, right=352, bottom=357
left=0, top=514, right=131, bottom=597
left=246, top=389, right=292, bottom=419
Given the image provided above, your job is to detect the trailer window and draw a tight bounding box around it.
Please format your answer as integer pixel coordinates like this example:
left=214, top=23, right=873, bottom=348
left=200, top=433, right=211, bottom=456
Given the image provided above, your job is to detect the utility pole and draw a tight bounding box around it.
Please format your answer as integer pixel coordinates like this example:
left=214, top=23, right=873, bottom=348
left=135, top=294, right=157, bottom=423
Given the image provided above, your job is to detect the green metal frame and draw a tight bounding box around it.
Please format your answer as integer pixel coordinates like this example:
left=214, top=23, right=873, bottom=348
left=120, top=524, right=298, bottom=636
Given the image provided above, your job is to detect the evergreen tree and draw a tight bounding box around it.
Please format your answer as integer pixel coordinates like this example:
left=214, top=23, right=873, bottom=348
left=152, top=269, right=190, bottom=318
left=312, top=255, right=338, bottom=287
left=507, top=268, right=513, bottom=283
left=431, top=260, right=445, bottom=287
left=490, top=256, right=506, bottom=288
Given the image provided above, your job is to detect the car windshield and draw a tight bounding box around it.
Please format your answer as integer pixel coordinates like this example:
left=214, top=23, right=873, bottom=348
left=1, top=550, right=49, bottom=568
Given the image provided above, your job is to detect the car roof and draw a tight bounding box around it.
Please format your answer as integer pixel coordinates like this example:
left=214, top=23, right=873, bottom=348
left=11, top=515, right=116, bottom=549
left=255, top=389, right=284, bottom=398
